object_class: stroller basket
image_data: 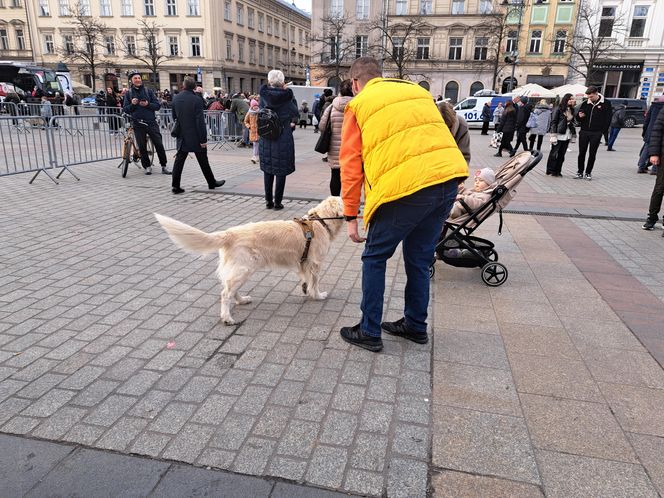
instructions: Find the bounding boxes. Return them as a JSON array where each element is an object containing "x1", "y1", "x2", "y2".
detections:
[
  {"x1": 430, "y1": 151, "x2": 543, "y2": 286},
  {"x1": 437, "y1": 236, "x2": 495, "y2": 268}
]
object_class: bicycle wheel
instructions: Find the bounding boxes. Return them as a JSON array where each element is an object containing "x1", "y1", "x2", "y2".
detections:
[
  {"x1": 121, "y1": 139, "x2": 131, "y2": 178},
  {"x1": 146, "y1": 137, "x2": 155, "y2": 166}
]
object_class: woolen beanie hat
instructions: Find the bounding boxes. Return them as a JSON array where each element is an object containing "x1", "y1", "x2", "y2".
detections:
[
  {"x1": 250, "y1": 99, "x2": 258, "y2": 107},
  {"x1": 476, "y1": 167, "x2": 496, "y2": 185}
]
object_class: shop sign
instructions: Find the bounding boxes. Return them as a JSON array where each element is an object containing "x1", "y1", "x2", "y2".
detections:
[{"x1": 594, "y1": 61, "x2": 644, "y2": 71}]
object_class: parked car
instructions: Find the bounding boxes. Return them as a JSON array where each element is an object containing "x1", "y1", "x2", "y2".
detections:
[
  {"x1": 81, "y1": 95, "x2": 97, "y2": 106},
  {"x1": 0, "y1": 82, "x2": 26, "y2": 102},
  {"x1": 606, "y1": 98, "x2": 647, "y2": 128},
  {"x1": 454, "y1": 95, "x2": 513, "y2": 128}
]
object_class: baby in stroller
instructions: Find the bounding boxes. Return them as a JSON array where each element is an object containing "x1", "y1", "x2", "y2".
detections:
[{"x1": 448, "y1": 167, "x2": 496, "y2": 220}]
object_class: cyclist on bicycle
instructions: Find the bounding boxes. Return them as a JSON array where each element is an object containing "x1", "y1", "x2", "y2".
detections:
[{"x1": 122, "y1": 70, "x2": 171, "y2": 175}]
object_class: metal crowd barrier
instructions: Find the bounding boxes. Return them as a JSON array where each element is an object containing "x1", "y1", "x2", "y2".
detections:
[{"x1": 0, "y1": 107, "x2": 246, "y2": 184}]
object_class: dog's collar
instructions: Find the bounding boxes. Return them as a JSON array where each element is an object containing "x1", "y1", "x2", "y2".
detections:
[{"x1": 303, "y1": 212, "x2": 333, "y2": 236}]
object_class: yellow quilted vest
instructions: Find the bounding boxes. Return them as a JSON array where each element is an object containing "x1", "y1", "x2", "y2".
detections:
[{"x1": 346, "y1": 78, "x2": 468, "y2": 223}]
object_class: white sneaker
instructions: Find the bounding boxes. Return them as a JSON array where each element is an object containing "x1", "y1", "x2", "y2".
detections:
[
  {"x1": 251, "y1": 156, "x2": 257, "y2": 164},
  {"x1": 585, "y1": 173, "x2": 592, "y2": 181},
  {"x1": 145, "y1": 166, "x2": 152, "y2": 175}
]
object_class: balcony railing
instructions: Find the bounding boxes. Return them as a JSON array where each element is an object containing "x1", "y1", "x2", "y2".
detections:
[
  {"x1": 627, "y1": 38, "x2": 648, "y2": 48},
  {"x1": 0, "y1": 48, "x2": 33, "y2": 59}
]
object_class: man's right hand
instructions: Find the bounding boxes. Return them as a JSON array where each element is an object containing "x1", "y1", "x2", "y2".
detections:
[
  {"x1": 651, "y1": 156, "x2": 660, "y2": 166},
  {"x1": 200, "y1": 143, "x2": 207, "y2": 149},
  {"x1": 578, "y1": 111, "x2": 585, "y2": 118},
  {"x1": 131, "y1": 98, "x2": 139, "y2": 105}
]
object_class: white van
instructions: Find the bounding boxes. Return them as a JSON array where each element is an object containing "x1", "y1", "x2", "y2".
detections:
[
  {"x1": 288, "y1": 85, "x2": 333, "y2": 107},
  {"x1": 453, "y1": 96, "x2": 493, "y2": 129}
]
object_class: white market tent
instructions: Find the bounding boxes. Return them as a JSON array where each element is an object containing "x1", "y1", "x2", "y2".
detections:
[
  {"x1": 551, "y1": 83, "x2": 588, "y2": 98},
  {"x1": 511, "y1": 83, "x2": 557, "y2": 98}
]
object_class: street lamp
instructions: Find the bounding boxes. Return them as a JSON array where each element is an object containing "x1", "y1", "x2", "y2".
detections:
[{"x1": 501, "y1": 0, "x2": 527, "y2": 93}]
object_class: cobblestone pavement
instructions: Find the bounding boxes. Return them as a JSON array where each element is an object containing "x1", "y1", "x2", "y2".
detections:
[{"x1": 2, "y1": 126, "x2": 664, "y2": 497}]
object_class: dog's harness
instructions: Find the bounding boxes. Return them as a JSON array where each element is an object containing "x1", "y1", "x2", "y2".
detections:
[{"x1": 294, "y1": 212, "x2": 335, "y2": 263}]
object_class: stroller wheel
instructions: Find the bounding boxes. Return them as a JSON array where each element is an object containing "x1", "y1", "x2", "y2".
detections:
[
  {"x1": 484, "y1": 248, "x2": 499, "y2": 262},
  {"x1": 429, "y1": 264, "x2": 436, "y2": 279},
  {"x1": 481, "y1": 262, "x2": 508, "y2": 287}
]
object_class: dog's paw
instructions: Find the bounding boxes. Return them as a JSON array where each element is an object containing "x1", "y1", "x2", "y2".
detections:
[
  {"x1": 221, "y1": 315, "x2": 236, "y2": 326},
  {"x1": 236, "y1": 295, "x2": 252, "y2": 305},
  {"x1": 313, "y1": 291, "x2": 328, "y2": 300}
]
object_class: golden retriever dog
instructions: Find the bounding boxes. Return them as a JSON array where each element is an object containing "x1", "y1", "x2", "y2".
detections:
[{"x1": 155, "y1": 196, "x2": 344, "y2": 325}]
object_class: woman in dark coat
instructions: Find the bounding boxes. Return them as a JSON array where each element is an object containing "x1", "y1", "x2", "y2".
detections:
[
  {"x1": 494, "y1": 101, "x2": 517, "y2": 157},
  {"x1": 259, "y1": 70, "x2": 299, "y2": 210},
  {"x1": 546, "y1": 93, "x2": 577, "y2": 177}
]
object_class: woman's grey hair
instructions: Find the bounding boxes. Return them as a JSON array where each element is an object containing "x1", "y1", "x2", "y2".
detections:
[{"x1": 267, "y1": 69, "x2": 285, "y2": 87}]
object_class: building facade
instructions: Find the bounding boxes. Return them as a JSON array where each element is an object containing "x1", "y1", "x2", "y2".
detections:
[
  {"x1": 310, "y1": 0, "x2": 579, "y2": 102},
  {"x1": 24, "y1": 0, "x2": 310, "y2": 94},
  {"x1": 497, "y1": 0, "x2": 578, "y2": 94},
  {"x1": 570, "y1": 0, "x2": 664, "y2": 101},
  {"x1": 0, "y1": 0, "x2": 34, "y2": 63}
]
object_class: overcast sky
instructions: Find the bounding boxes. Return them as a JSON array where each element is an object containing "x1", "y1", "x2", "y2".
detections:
[{"x1": 292, "y1": 0, "x2": 312, "y2": 13}]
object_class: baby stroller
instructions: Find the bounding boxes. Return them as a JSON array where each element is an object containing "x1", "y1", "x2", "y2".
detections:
[{"x1": 431, "y1": 151, "x2": 542, "y2": 286}]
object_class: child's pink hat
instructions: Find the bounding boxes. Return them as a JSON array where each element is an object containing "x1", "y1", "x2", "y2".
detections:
[
  {"x1": 250, "y1": 99, "x2": 259, "y2": 107},
  {"x1": 475, "y1": 167, "x2": 496, "y2": 185}
]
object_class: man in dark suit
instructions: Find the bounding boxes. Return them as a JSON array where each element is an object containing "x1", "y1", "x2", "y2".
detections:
[{"x1": 170, "y1": 76, "x2": 226, "y2": 194}]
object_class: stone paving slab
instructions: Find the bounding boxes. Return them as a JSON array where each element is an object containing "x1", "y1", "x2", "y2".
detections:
[{"x1": 1, "y1": 433, "x2": 352, "y2": 498}]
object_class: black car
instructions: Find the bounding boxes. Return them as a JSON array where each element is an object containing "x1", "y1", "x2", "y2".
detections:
[{"x1": 606, "y1": 98, "x2": 647, "y2": 128}]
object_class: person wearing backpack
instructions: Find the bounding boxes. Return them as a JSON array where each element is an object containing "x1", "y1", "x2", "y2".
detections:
[
  {"x1": 258, "y1": 70, "x2": 299, "y2": 210},
  {"x1": 607, "y1": 101, "x2": 627, "y2": 151}
]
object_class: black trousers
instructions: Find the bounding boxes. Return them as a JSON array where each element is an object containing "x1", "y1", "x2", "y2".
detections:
[
  {"x1": 577, "y1": 130, "x2": 602, "y2": 175},
  {"x1": 330, "y1": 168, "x2": 341, "y2": 196},
  {"x1": 481, "y1": 121, "x2": 490, "y2": 135},
  {"x1": 514, "y1": 130, "x2": 529, "y2": 152},
  {"x1": 498, "y1": 131, "x2": 514, "y2": 155},
  {"x1": 264, "y1": 173, "x2": 286, "y2": 205},
  {"x1": 134, "y1": 121, "x2": 168, "y2": 169},
  {"x1": 546, "y1": 140, "x2": 570, "y2": 175},
  {"x1": 172, "y1": 149, "x2": 217, "y2": 189},
  {"x1": 529, "y1": 134, "x2": 544, "y2": 152},
  {"x1": 647, "y1": 164, "x2": 664, "y2": 222}
]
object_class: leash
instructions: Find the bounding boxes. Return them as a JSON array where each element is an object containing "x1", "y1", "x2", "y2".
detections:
[{"x1": 295, "y1": 212, "x2": 350, "y2": 263}]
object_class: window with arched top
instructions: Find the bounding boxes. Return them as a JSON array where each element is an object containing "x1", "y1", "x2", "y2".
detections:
[
  {"x1": 470, "y1": 81, "x2": 484, "y2": 96},
  {"x1": 418, "y1": 81, "x2": 430, "y2": 91},
  {"x1": 444, "y1": 81, "x2": 459, "y2": 103}
]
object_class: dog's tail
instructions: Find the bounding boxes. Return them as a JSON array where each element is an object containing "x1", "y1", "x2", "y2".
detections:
[{"x1": 155, "y1": 213, "x2": 227, "y2": 254}]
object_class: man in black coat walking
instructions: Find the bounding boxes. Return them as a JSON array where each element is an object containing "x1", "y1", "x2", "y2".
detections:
[
  {"x1": 642, "y1": 107, "x2": 664, "y2": 232},
  {"x1": 480, "y1": 102, "x2": 491, "y2": 135},
  {"x1": 575, "y1": 86, "x2": 612, "y2": 180},
  {"x1": 513, "y1": 96, "x2": 531, "y2": 152},
  {"x1": 170, "y1": 76, "x2": 225, "y2": 194}
]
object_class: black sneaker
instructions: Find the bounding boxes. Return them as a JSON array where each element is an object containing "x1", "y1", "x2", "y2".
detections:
[
  {"x1": 585, "y1": 173, "x2": 592, "y2": 181},
  {"x1": 340, "y1": 324, "x2": 383, "y2": 352},
  {"x1": 574, "y1": 172, "x2": 583, "y2": 179},
  {"x1": 381, "y1": 317, "x2": 428, "y2": 344},
  {"x1": 642, "y1": 219, "x2": 656, "y2": 230}
]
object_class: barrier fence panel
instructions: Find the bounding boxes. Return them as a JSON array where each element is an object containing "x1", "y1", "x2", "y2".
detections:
[{"x1": 0, "y1": 115, "x2": 58, "y2": 183}]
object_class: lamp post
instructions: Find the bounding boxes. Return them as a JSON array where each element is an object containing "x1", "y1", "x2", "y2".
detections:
[{"x1": 501, "y1": 0, "x2": 527, "y2": 93}]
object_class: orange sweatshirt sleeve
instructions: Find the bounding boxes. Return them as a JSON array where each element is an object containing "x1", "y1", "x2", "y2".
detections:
[{"x1": 339, "y1": 108, "x2": 364, "y2": 218}]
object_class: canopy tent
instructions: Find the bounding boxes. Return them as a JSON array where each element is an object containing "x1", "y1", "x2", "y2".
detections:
[
  {"x1": 71, "y1": 81, "x2": 93, "y2": 94},
  {"x1": 510, "y1": 83, "x2": 557, "y2": 99},
  {"x1": 551, "y1": 84, "x2": 588, "y2": 98}
]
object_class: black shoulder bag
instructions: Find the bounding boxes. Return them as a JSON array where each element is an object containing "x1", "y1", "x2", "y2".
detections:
[{"x1": 314, "y1": 113, "x2": 332, "y2": 154}]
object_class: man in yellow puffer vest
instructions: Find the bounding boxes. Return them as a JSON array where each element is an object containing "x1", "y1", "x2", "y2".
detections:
[{"x1": 339, "y1": 57, "x2": 468, "y2": 352}]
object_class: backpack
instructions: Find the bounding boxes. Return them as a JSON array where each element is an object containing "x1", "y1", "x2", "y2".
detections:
[{"x1": 257, "y1": 107, "x2": 283, "y2": 140}]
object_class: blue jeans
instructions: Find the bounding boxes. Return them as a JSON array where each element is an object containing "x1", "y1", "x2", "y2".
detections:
[
  {"x1": 360, "y1": 181, "x2": 457, "y2": 337},
  {"x1": 607, "y1": 127, "x2": 621, "y2": 149}
]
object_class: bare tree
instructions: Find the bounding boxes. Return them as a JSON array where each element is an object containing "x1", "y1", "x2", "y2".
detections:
[
  {"x1": 481, "y1": 11, "x2": 512, "y2": 91},
  {"x1": 369, "y1": 15, "x2": 434, "y2": 80},
  {"x1": 61, "y1": 2, "x2": 107, "y2": 92},
  {"x1": 120, "y1": 19, "x2": 170, "y2": 86},
  {"x1": 562, "y1": 2, "x2": 626, "y2": 84},
  {"x1": 310, "y1": 14, "x2": 356, "y2": 83}
]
